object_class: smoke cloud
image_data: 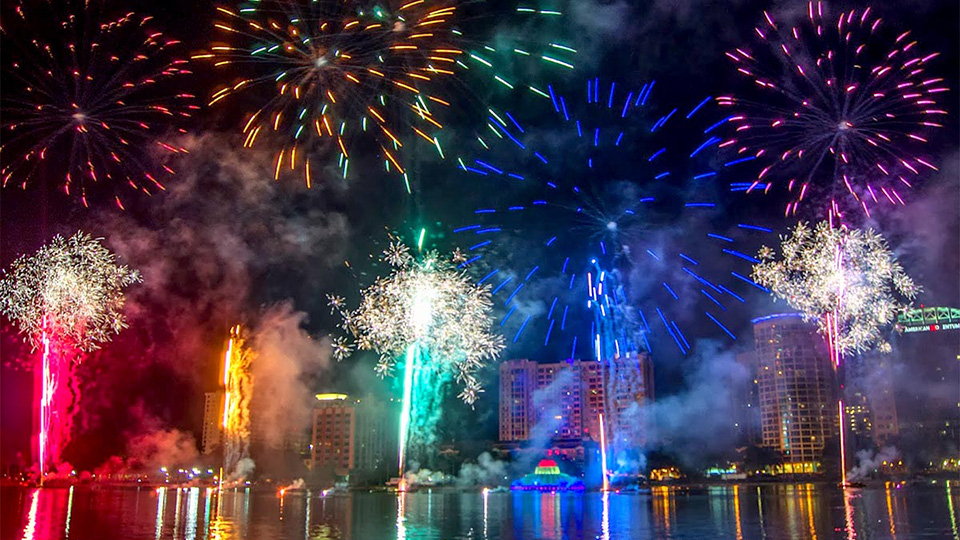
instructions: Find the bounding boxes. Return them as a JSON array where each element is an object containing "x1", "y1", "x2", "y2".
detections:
[
  {"x1": 457, "y1": 452, "x2": 510, "y2": 487},
  {"x1": 251, "y1": 302, "x2": 333, "y2": 449},
  {"x1": 126, "y1": 428, "x2": 200, "y2": 471},
  {"x1": 67, "y1": 133, "x2": 352, "y2": 466},
  {"x1": 848, "y1": 446, "x2": 900, "y2": 481},
  {"x1": 632, "y1": 340, "x2": 747, "y2": 465}
]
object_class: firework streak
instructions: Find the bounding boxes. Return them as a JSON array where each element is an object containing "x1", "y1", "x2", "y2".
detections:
[
  {"x1": 197, "y1": 0, "x2": 575, "y2": 192},
  {"x1": 719, "y1": 1, "x2": 947, "y2": 219},
  {"x1": 220, "y1": 325, "x2": 254, "y2": 480},
  {"x1": 454, "y1": 77, "x2": 774, "y2": 358},
  {"x1": 1, "y1": 0, "x2": 196, "y2": 208},
  {"x1": 0, "y1": 232, "x2": 139, "y2": 475}
]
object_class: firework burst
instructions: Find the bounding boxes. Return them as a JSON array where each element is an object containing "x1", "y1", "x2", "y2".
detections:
[
  {"x1": 752, "y1": 221, "x2": 918, "y2": 356},
  {"x1": 1, "y1": 0, "x2": 197, "y2": 209},
  {"x1": 454, "y1": 77, "x2": 773, "y2": 357},
  {"x1": 719, "y1": 1, "x2": 947, "y2": 219},
  {"x1": 0, "y1": 231, "x2": 141, "y2": 350},
  {"x1": 197, "y1": 0, "x2": 575, "y2": 191},
  {"x1": 331, "y1": 237, "x2": 503, "y2": 404}
]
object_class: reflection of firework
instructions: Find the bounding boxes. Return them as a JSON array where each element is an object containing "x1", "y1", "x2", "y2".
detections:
[
  {"x1": 0, "y1": 231, "x2": 139, "y2": 475},
  {"x1": 454, "y1": 78, "x2": 772, "y2": 357},
  {"x1": 1, "y1": 0, "x2": 197, "y2": 208},
  {"x1": 331, "y1": 238, "x2": 503, "y2": 403},
  {"x1": 198, "y1": 0, "x2": 574, "y2": 190},
  {"x1": 220, "y1": 325, "x2": 254, "y2": 480},
  {"x1": 752, "y1": 221, "x2": 917, "y2": 357},
  {"x1": 719, "y1": 2, "x2": 947, "y2": 218}
]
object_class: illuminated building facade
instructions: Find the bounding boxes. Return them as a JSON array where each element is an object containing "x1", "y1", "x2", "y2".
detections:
[
  {"x1": 510, "y1": 459, "x2": 584, "y2": 491},
  {"x1": 201, "y1": 391, "x2": 224, "y2": 455},
  {"x1": 310, "y1": 394, "x2": 355, "y2": 473},
  {"x1": 353, "y1": 396, "x2": 398, "y2": 473},
  {"x1": 307, "y1": 393, "x2": 398, "y2": 477},
  {"x1": 892, "y1": 307, "x2": 960, "y2": 465},
  {"x1": 498, "y1": 355, "x2": 653, "y2": 449},
  {"x1": 735, "y1": 350, "x2": 761, "y2": 445},
  {"x1": 536, "y1": 362, "x2": 585, "y2": 441},
  {"x1": 499, "y1": 360, "x2": 538, "y2": 441},
  {"x1": 753, "y1": 314, "x2": 836, "y2": 473}
]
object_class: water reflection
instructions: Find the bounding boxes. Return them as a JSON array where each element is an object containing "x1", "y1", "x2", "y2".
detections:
[{"x1": 3, "y1": 483, "x2": 959, "y2": 540}]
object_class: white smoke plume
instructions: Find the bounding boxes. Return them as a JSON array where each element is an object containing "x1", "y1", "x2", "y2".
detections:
[
  {"x1": 457, "y1": 452, "x2": 510, "y2": 487},
  {"x1": 252, "y1": 302, "x2": 333, "y2": 449},
  {"x1": 403, "y1": 461, "x2": 452, "y2": 487},
  {"x1": 848, "y1": 446, "x2": 900, "y2": 481}
]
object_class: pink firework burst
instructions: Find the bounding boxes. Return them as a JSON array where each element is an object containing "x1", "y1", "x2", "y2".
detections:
[{"x1": 718, "y1": 2, "x2": 947, "y2": 220}]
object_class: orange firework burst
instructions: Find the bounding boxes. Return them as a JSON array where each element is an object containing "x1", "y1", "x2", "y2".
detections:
[
  {"x1": 0, "y1": 0, "x2": 198, "y2": 209},
  {"x1": 195, "y1": 0, "x2": 574, "y2": 191}
]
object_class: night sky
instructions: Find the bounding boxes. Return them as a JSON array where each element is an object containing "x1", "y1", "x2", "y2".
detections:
[{"x1": 1, "y1": 0, "x2": 958, "y2": 470}]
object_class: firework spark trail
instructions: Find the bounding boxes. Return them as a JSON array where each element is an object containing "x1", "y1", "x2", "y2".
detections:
[
  {"x1": 752, "y1": 221, "x2": 918, "y2": 484},
  {"x1": 719, "y1": 1, "x2": 947, "y2": 219},
  {"x1": 0, "y1": 232, "x2": 140, "y2": 475},
  {"x1": 1, "y1": 0, "x2": 197, "y2": 208},
  {"x1": 331, "y1": 237, "x2": 502, "y2": 482},
  {"x1": 599, "y1": 411, "x2": 609, "y2": 492},
  {"x1": 454, "y1": 77, "x2": 773, "y2": 358},
  {"x1": 220, "y1": 325, "x2": 254, "y2": 480},
  {"x1": 197, "y1": 0, "x2": 575, "y2": 191}
]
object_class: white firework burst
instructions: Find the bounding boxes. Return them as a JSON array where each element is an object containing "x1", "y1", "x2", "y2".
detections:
[
  {"x1": 0, "y1": 231, "x2": 140, "y2": 350},
  {"x1": 752, "y1": 221, "x2": 918, "y2": 355},
  {"x1": 335, "y1": 241, "x2": 503, "y2": 404}
]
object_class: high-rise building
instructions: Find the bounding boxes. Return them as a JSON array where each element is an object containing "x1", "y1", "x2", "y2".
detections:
[
  {"x1": 536, "y1": 361, "x2": 584, "y2": 441},
  {"x1": 201, "y1": 391, "x2": 224, "y2": 455},
  {"x1": 499, "y1": 359, "x2": 537, "y2": 442},
  {"x1": 498, "y1": 354, "x2": 654, "y2": 449},
  {"x1": 353, "y1": 396, "x2": 398, "y2": 473},
  {"x1": 753, "y1": 313, "x2": 836, "y2": 473},
  {"x1": 890, "y1": 307, "x2": 959, "y2": 464},
  {"x1": 866, "y1": 355, "x2": 900, "y2": 447},
  {"x1": 309, "y1": 394, "x2": 355, "y2": 473},
  {"x1": 844, "y1": 350, "x2": 902, "y2": 448},
  {"x1": 735, "y1": 350, "x2": 761, "y2": 445},
  {"x1": 307, "y1": 393, "x2": 398, "y2": 477}
]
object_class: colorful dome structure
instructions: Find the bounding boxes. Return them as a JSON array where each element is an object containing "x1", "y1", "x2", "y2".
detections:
[{"x1": 510, "y1": 459, "x2": 585, "y2": 492}]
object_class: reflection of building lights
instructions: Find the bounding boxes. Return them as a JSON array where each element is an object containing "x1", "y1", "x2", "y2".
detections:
[{"x1": 733, "y1": 485, "x2": 743, "y2": 540}]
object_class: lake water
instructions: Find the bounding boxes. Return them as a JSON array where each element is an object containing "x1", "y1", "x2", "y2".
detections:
[{"x1": 2, "y1": 483, "x2": 958, "y2": 539}]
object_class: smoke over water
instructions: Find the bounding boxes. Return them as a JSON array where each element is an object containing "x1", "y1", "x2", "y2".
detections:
[{"x1": 848, "y1": 446, "x2": 900, "y2": 481}]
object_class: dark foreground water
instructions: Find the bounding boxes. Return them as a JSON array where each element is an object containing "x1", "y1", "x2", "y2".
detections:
[{"x1": 2, "y1": 483, "x2": 958, "y2": 540}]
